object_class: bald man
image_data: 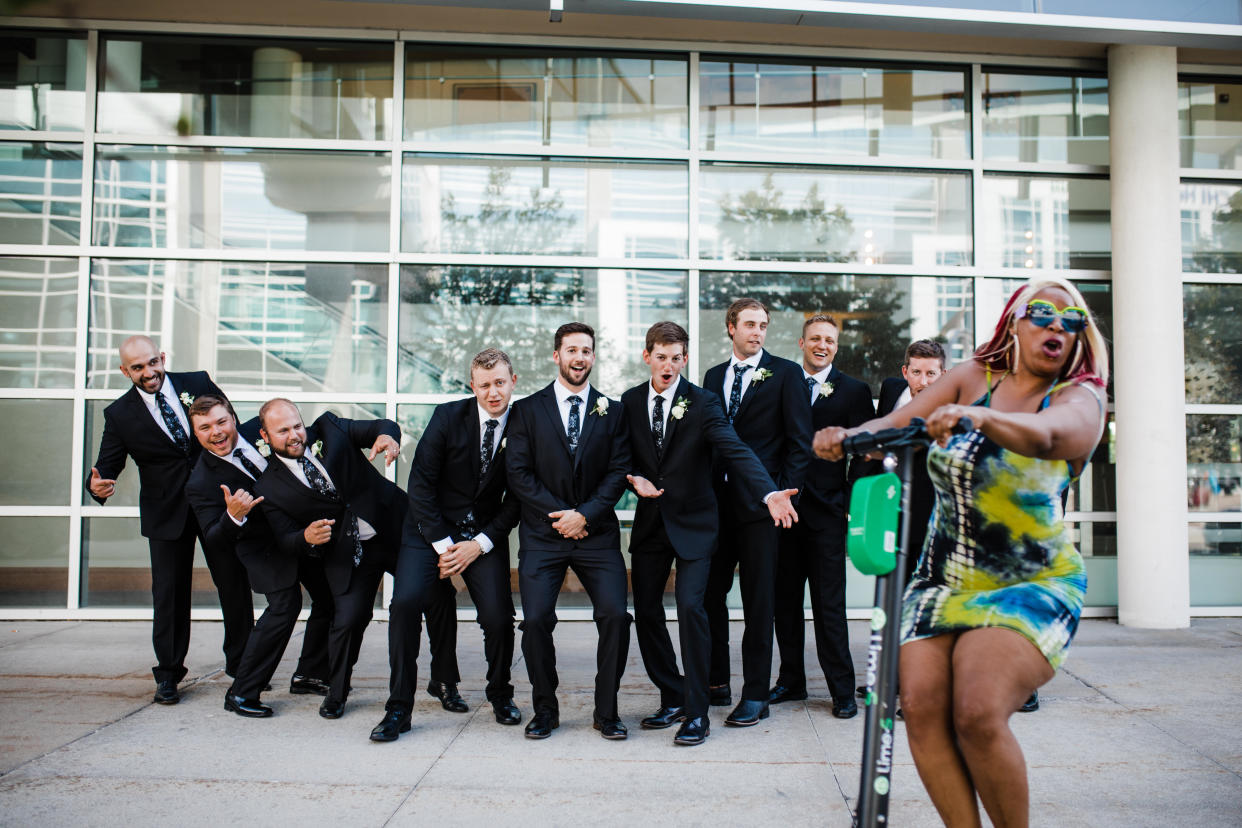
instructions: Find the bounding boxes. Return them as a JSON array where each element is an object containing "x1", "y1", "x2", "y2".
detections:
[{"x1": 88, "y1": 336, "x2": 254, "y2": 705}]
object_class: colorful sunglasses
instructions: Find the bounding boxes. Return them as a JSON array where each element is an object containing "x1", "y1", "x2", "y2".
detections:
[{"x1": 1018, "y1": 299, "x2": 1089, "y2": 333}]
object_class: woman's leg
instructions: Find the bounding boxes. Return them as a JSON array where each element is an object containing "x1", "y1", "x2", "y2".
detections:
[
  {"x1": 900, "y1": 634, "x2": 981, "y2": 828},
  {"x1": 951, "y1": 627, "x2": 1054, "y2": 828}
]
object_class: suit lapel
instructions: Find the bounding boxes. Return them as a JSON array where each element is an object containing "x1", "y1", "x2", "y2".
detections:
[
  {"x1": 125, "y1": 384, "x2": 181, "y2": 451},
  {"x1": 466, "y1": 403, "x2": 483, "y2": 482},
  {"x1": 536, "y1": 384, "x2": 573, "y2": 459},
  {"x1": 660, "y1": 377, "x2": 690, "y2": 462},
  {"x1": 811, "y1": 364, "x2": 840, "y2": 414},
  {"x1": 574, "y1": 387, "x2": 600, "y2": 469},
  {"x1": 734, "y1": 351, "x2": 773, "y2": 423},
  {"x1": 627, "y1": 387, "x2": 660, "y2": 470},
  {"x1": 269, "y1": 444, "x2": 338, "y2": 506}
]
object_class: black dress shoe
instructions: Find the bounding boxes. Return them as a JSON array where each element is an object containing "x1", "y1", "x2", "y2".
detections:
[
  {"x1": 855, "y1": 684, "x2": 868, "y2": 700},
  {"x1": 289, "y1": 675, "x2": 330, "y2": 696},
  {"x1": 1018, "y1": 691, "x2": 1039, "y2": 713},
  {"x1": 593, "y1": 715, "x2": 628, "y2": 740},
  {"x1": 224, "y1": 693, "x2": 273, "y2": 718},
  {"x1": 319, "y1": 696, "x2": 345, "y2": 719},
  {"x1": 709, "y1": 684, "x2": 732, "y2": 707},
  {"x1": 370, "y1": 707, "x2": 411, "y2": 742},
  {"x1": 153, "y1": 680, "x2": 180, "y2": 705},
  {"x1": 640, "y1": 706, "x2": 686, "y2": 730},
  {"x1": 832, "y1": 697, "x2": 859, "y2": 719},
  {"x1": 767, "y1": 684, "x2": 809, "y2": 705},
  {"x1": 427, "y1": 680, "x2": 469, "y2": 713},
  {"x1": 492, "y1": 699, "x2": 522, "y2": 726},
  {"x1": 725, "y1": 699, "x2": 770, "y2": 727},
  {"x1": 524, "y1": 709, "x2": 559, "y2": 739},
  {"x1": 673, "y1": 716, "x2": 710, "y2": 746}
]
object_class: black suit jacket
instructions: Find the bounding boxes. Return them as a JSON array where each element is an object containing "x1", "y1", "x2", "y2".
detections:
[
  {"x1": 877, "y1": 376, "x2": 908, "y2": 418},
  {"x1": 622, "y1": 377, "x2": 775, "y2": 561},
  {"x1": 89, "y1": 371, "x2": 222, "y2": 540},
  {"x1": 877, "y1": 376, "x2": 935, "y2": 539},
  {"x1": 255, "y1": 412, "x2": 406, "y2": 592},
  {"x1": 702, "y1": 350, "x2": 812, "y2": 522},
  {"x1": 505, "y1": 382, "x2": 631, "y2": 551},
  {"x1": 185, "y1": 418, "x2": 295, "y2": 595},
  {"x1": 800, "y1": 364, "x2": 876, "y2": 530},
  {"x1": 405, "y1": 397, "x2": 520, "y2": 550}
]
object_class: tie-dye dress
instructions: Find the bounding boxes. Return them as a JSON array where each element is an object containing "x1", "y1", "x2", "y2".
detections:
[{"x1": 900, "y1": 377, "x2": 1090, "y2": 669}]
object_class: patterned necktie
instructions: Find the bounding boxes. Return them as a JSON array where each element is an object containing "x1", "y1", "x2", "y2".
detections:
[
  {"x1": 566, "y1": 395, "x2": 582, "y2": 456},
  {"x1": 298, "y1": 455, "x2": 363, "y2": 567},
  {"x1": 806, "y1": 375, "x2": 818, "y2": 404},
  {"x1": 727, "y1": 364, "x2": 751, "y2": 423},
  {"x1": 233, "y1": 447, "x2": 263, "y2": 480},
  {"x1": 156, "y1": 392, "x2": 191, "y2": 454},
  {"x1": 652, "y1": 394, "x2": 665, "y2": 454},
  {"x1": 480, "y1": 419, "x2": 499, "y2": 477}
]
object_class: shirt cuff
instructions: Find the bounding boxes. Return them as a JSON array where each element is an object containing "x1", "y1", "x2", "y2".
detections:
[
  {"x1": 228, "y1": 512, "x2": 247, "y2": 527},
  {"x1": 762, "y1": 491, "x2": 776, "y2": 505},
  {"x1": 475, "y1": 534, "x2": 494, "y2": 554},
  {"x1": 431, "y1": 536, "x2": 453, "y2": 556}
]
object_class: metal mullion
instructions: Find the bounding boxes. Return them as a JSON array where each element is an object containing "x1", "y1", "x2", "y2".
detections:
[
  {"x1": 82, "y1": 506, "x2": 140, "y2": 518},
  {"x1": 402, "y1": 140, "x2": 690, "y2": 162},
  {"x1": 970, "y1": 62, "x2": 986, "y2": 348},
  {"x1": 975, "y1": 268, "x2": 1113, "y2": 281},
  {"x1": 1185, "y1": 404, "x2": 1242, "y2": 414},
  {"x1": 1179, "y1": 168, "x2": 1242, "y2": 181},
  {"x1": 698, "y1": 150, "x2": 974, "y2": 172},
  {"x1": 1181, "y1": 271, "x2": 1242, "y2": 284},
  {"x1": 687, "y1": 52, "x2": 701, "y2": 378},
  {"x1": 81, "y1": 247, "x2": 391, "y2": 264},
  {"x1": 396, "y1": 252, "x2": 689, "y2": 270},
  {"x1": 983, "y1": 161, "x2": 1111, "y2": 176},
  {"x1": 11, "y1": 16, "x2": 397, "y2": 41},
  {"x1": 1179, "y1": 63, "x2": 1242, "y2": 77},
  {"x1": 1185, "y1": 512, "x2": 1242, "y2": 522},
  {"x1": 0, "y1": 130, "x2": 84, "y2": 144},
  {"x1": 94, "y1": 134, "x2": 392, "y2": 153},
  {"x1": 1065, "y1": 511, "x2": 1119, "y2": 522},
  {"x1": 0, "y1": 506, "x2": 75, "y2": 517},
  {"x1": 0, "y1": 244, "x2": 91, "y2": 257}
]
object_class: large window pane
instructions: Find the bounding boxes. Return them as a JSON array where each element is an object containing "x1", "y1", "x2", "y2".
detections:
[
  {"x1": 93, "y1": 146, "x2": 390, "y2": 252},
  {"x1": 978, "y1": 175, "x2": 1110, "y2": 269},
  {"x1": 0, "y1": 257, "x2": 77, "y2": 388},
  {"x1": 0, "y1": 518, "x2": 68, "y2": 608},
  {"x1": 405, "y1": 48, "x2": 687, "y2": 150},
  {"x1": 982, "y1": 72, "x2": 1108, "y2": 166},
  {"x1": 1180, "y1": 80, "x2": 1242, "y2": 171},
  {"x1": 401, "y1": 156, "x2": 686, "y2": 258},
  {"x1": 0, "y1": 399, "x2": 71, "y2": 505},
  {"x1": 399, "y1": 265, "x2": 687, "y2": 396},
  {"x1": 82, "y1": 517, "x2": 222, "y2": 608},
  {"x1": 1182, "y1": 181, "x2": 1242, "y2": 273},
  {"x1": 84, "y1": 399, "x2": 139, "y2": 507},
  {"x1": 0, "y1": 142, "x2": 82, "y2": 245},
  {"x1": 698, "y1": 272, "x2": 974, "y2": 392},
  {"x1": 98, "y1": 35, "x2": 393, "y2": 140},
  {"x1": 700, "y1": 164, "x2": 971, "y2": 266},
  {"x1": 701, "y1": 60, "x2": 968, "y2": 160},
  {"x1": 1187, "y1": 415, "x2": 1242, "y2": 513},
  {"x1": 0, "y1": 31, "x2": 86, "y2": 132},
  {"x1": 87, "y1": 259, "x2": 387, "y2": 393},
  {"x1": 1185, "y1": 283, "x2": 1242, "y2": 403}
]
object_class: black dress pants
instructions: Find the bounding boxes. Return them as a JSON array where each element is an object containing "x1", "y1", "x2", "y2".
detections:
[
  {"x1": 630, "y1": 520, "x2": 712, "y2": 718},
  {"x1": 199, "y1": 524, "x2": 256, "y2": 678},
  {"x1": 706, "y1": 514, "x2": 778, "y2": 702},
  {"x1": 325, "y1": 539, "x2": 388, "y2": 702},
  {"x1": 148, "y1": 522, "x2": 197, "y2": 684},
  {"x1": 387, "y1": 534, "x2": 515, "y2": 710},
  {"x1": 518, "y1": 544, "x2": 631, "y2": 719}
]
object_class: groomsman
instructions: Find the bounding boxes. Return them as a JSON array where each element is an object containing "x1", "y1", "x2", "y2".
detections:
[
  {"x1": 702, "y1": 299, "x2": 813, "y2": 727},
  {"x1": 184, "y1": 394, "x2": 333, "y2": 717},
  {"x1": 770, "y1": 314, "x2": 874, "y2": 718},
  {"x1": 622, "y1": 322, "x2": 798, "y2": 746},
  {"x1": 254, "y1": 400, "x2": 408, "y2": 720},
  {"x1": 506, "y1": 322, "x2": 632, "y2": 740},
  {"x1": 371, "y1": 348, "x2": 523, "y2": 743},
  {"x1": 87, "y1": 335, "x2": 253, "y2": 705}
]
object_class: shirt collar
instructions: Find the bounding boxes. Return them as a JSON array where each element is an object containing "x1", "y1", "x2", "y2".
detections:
[
  {"x1": 648, "y1": 381, "x2": 678, "y2": 404},
  {"x1": 137, "y1": 374, "x2": 175, "y2": 406},
  {"x1": 804, "y1": 365, "x2": 832, "y2": 384},
  {"x1": 477, "y1": 403, "x2": 510, "y2": 432},
  {"x1": 732, "y1": 350, "x2": 763, "y2": 370},
  {"x1": 553, "y1": 378, "x2": 591, "y2": 406}
]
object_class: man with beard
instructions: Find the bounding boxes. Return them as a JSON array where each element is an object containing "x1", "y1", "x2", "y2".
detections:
[
  {"x1": 505, "y1": 322, "x2": 632, "y2": 740},
  {"x1": 87, "y1": 335, "x2": 253, "y2": 705}
]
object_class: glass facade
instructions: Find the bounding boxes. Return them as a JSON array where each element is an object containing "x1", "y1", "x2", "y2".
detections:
[{"x1": 0, "y1": 26, "x2": 1234, "y2": 612}]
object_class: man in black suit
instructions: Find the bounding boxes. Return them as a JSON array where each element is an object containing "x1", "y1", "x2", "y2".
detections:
[
  {"x1": 184, "y1": 394, "x2": 334, "y2": 718},
  {"x1": 371, "y1": 348, "x2": 523, "y2": 742},
  {"x1": 770, "y1": 314, "x2": 875, "y2": 719},
  {"x1": 622, "y1": 321, "x2": 798, "y2": 746},
  {"x1": 87, "y1": 335, "x2": 253, "y2": 705},
  {"x1": 702, "y1": 299, "x2": 813, "y2": 727},
  {"x1": 253, "y1": 399, "x2": 408, "y2": 720},
  {"x1": 506, "y1": 322, "x2": 632, "y2": 741}
]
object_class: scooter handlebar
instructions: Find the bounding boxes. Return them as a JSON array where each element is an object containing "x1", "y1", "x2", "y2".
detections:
[{"x1": 841, "y1": 416, "x2": 973, "y2": 457}]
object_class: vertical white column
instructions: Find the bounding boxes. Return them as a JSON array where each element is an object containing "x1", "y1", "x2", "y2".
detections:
[{"x1": 1109, "y1": 45, "x2": 1189, "y2": 628}]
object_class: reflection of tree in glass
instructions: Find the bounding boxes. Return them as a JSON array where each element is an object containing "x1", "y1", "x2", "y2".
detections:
[
  {"x1": 701, "y1": 273, "x2": 912, "y2": 392},
  {"x1": 441, "y1": 166, "x2": 576, "y2": 255},
  {"x1": 1184, "y1": 285, "x2": 1242, "y2": 467},
  {"x1": 1189, "y1": 190, "x2": 1242, "y2": 275},
  {"x1": 716, "y1": 173, "x2": 854, "y2": 262}
]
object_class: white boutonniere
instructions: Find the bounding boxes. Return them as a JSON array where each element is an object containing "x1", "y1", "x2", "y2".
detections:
[
  {"x1": 820, "y1": 382, "x2": 835, "y2": 399},
  {"x1": 254, "y1": 438, "x2": 271, "y2": 458},
  {"x1": 312, "y1": 439, "x2": 324, "y2": 458},
  {"x1": 752, "y1": 368, "x2": 773, "y2": 384},
  {"x1": 500, "y1": 437, "x2": 507, "y2": 452},
  {"x1": 591, "y1": 397, "x2": 609, "y2": 417},
  {"x1": 179, "y1": 391, "x2": 194, "y2": 407},
  {"x1": 670, "y1": 396, "x2": 690, "y2": 420}
]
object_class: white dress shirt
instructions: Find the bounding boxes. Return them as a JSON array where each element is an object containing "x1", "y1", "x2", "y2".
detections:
[
  {"x1": 430, "y1": 403, "x2": 510, "y2": 556},
  {"x1": 646, "y1": 382, "x2": 677, "y2": 435},
  {"x1": 278, "y1": 452, "x2": 376, "y2": 540},
  {"x1": 804, "y1": 366, "x2": 833, "y2": 405},
  {"x1": 895, "y1": 386, "x2": 913, "y2": 410},
  {"x1": 553, "y1": 377, "x2": 594, "y2": 435},
  {"x1": 722, "y1": 350, "x2": 764, "y2": 402},
  {"x1": 224, "y1": 438, "x2": 268, "y2": 526},
  {"x1": 137, "y1": 375, "x2": 191, "y2": 443}
]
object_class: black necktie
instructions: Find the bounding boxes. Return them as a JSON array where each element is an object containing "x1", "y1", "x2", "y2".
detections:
[
  {"x1": 566, "y1": 395, "x2": 582, "y2": 456},
  {"x1": 299, "y1": 455, "x2": 363, "y2": 567},
  {"x1": 480, "y1": 419, "x2": 499, "y2": 477},
  {"x1": 156, "y1": 392, "x2": 191, "y2": 454},
  {"x1": 233, "y1": 447, "x2": 263, "y2": 480},
  {"x1": 727, "y1": 364, "x2": 750, "y2": 423},
  {"x1": 806, "y1": 375, "x2": 818, "y2": 404},
  {"x1": 652, "y1": 394, "x2": 665, "y2": 454}
]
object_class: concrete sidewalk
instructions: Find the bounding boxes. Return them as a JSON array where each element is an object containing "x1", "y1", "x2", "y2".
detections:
[{"x1": 1, "y1": 618, "x2": 1240, "y2": 826}]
